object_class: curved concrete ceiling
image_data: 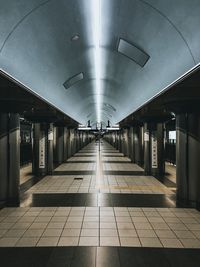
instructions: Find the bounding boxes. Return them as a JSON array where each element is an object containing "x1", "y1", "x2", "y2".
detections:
[{"x1": 0, "y1": 0, "x2": 200, "y2": 126}]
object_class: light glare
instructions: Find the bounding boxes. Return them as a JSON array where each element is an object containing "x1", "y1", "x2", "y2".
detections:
[{"x1": 92, "y1": 0, "x2": 101, "y2": 124}]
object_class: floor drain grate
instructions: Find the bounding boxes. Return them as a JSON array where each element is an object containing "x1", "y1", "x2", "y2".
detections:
[{"x1": 74, "y1": 177, "x2": 84, "y2": 180}]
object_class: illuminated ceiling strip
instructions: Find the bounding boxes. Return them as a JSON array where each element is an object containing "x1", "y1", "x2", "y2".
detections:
[{"x1": 92, "y1": 0, "x2": 101, "y2": 124}]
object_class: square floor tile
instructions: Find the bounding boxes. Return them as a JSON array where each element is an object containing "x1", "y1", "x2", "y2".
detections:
[
  {"x1": 29, "y1": 222, "x2": 48, "y2": 229},
  {"x1": 151, "y1": 222, "x2": 170, "y2": 230},
  {"x1": 16, "y1": 237, "x2": 39, "y2": 247},
  {"x1": 118, "y1": 229, "x2": 137, "y2": 237},
  {"x1": 100, "y1": 222, "x2": 116, "y2": 229},
  {"x1": 84, "y1": 216, "x2": 99, "y2": 222},
  {"x1": 79, "y1": 236, "x2": 99, "y2": 246},
  {"x1": 67, "y1": 216, "x2": 83, "y2": 222},
  {"x1": 12, "y1": 222, "x2": 32, "y2": 230},
  {"x1": 50, "y1": 216, "x2": 67, "y2": 222},
  {"x1": 3, "y1": 217, "x2": 20, "y2": 223},
  {"x1": 163, "y1": 217, "x2": 181, "y2": 223},
  {"x1": 100, "y1": 229, "x2": 118, "y2": 237},
  {"x1": 47, "y1": 222, "x2": 65, "y2": 229},
  {"x1": 180, "y1": 238, "x2": 200, "y2": 248},
  {"x1": 160, "y1": 238, "x2": 183, "y2": 248},
  {"x1": 83, "y1": 222, "x2": 99, "y2": 229},
  {"x1": 134, "y1": 222, "x2": 152, "y2": 230},
  {"x1": 117, "y1": 222, "x2": 134, "y2": 230},
  {"x1": 174, "y1": 230, "x2": 196, "y2": 239},
  {"x1": 0, "y1": 229, "x2": 7, "y2": 237},
  {"x1": 120, "y1": 237, "x2": 141, "y2": 247},
  {"x1": 185, "y1": 224, "x2": 200, "y2": 230},
  {"x1": 0, "y1": 237, "x2": 19, "y2": 247},
  {"x1": 192, "y1": 230, "x2": 200, "y2": 238},
  {"x1": 148, "y1": 217, "x2": 165, "y2": 223},
  {"x1": 168, "y1": 223, "x2": 187, "y2": 230},
  {"x1": 34, "y1": 217, "x2": 52, "y2": 223},
  {"x1": 129, "y1": 212, "x2": 144, "y2": 217},
  {"x1": 23, "y1": 229, "x2": 44, "y2": 237},
  {"x1": 100, "y1": 236, "x2": 120, "y2": 246},
  {"x1": 42, "y1": 228, "x2": 62, "y2": 237},
  {"x1": 4, "y1": 229, "x2": 26, "y2": 238},
  {"x1": 81, "y1": 228, "x2": 99, "y2": 237},
  {"x1": 131, "y1": 217, "x2": 148, "y2": 223},
  {"x1": 62, "y1": 228, "x2": 81, "y2": 237},
  {"x1": 58, "y1": 237, "x2": 79, "y2": 246},
  {"x1": 115, "y1": 211, "x2": 129, "y2": 217},
  {"x1": 100, "y1": 217, "x2": 115, "y2": 222},
  {"x1": 65, "y1": 222, "x2": 82, "y2": 228},
  {"x1": 155, "y1": 230, "x2": 176, "y2": 238},
  {"x1": 37, "y1": 237, "x2": 59, "y2": 246},
  {"x1": 137, "y1": 230, "x2": 157, "y2": 238},
  {"x1": 116, "y1": 217, "x2": 132, "y2": 223},
  {"x1": 140, "y1": 237, "x2": 162, "y2": 247}
]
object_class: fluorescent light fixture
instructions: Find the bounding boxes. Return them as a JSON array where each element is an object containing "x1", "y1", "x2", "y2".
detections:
[
  {"x1": 92, "y1": 0, "x2": 101, "y2": 123},
  {"x1": 63, "y1": 72, "x2": 84, "y2": 89},
  {"x1": 78, "y1": 124, "x2": 91, "y2": 131},
  {"x1": 107, "y1": 127, "x2": 120, "y2": 131},
  {"x1": 118, "y1": 38, "x2": 150, "y2": 67},
  {"x1": 78, "y1": 127, "x2": 92, "y2": 131}
]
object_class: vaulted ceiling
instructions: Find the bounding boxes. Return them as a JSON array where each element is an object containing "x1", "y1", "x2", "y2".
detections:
[{"x1": 0, "y1": 0, "x2": 200, "y2": 127}]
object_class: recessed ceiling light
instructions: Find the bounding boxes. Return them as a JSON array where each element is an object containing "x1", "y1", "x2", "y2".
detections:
[
  {"x1": 117, "y1": 38, "x2": 150, "y2": 67},
  {"x1": 63, "y1": 72, "x2": 84, "y2": 89},
  {"x1": 71, "y1": 34, "x2": 80, "y2": 41}
]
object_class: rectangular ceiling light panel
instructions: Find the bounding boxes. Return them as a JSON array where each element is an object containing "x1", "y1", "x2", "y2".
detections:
[
  {"x1": 63, "y1": 72, "x2": 84, "y2": 89},
  {"x1": 118, "y1": 38, "x2": 150, "y2": 67}
]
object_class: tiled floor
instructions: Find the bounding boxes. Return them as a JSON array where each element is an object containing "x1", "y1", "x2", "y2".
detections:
[
  {"x1": 1, "y1": 140, "x2": 200, "y2": 266},
  {"x1": 26, "y1": 143, "x2": 173, "y2": 194},
  {"x1": 1, "y1": 207, "x2": 200, "y2": 248}
]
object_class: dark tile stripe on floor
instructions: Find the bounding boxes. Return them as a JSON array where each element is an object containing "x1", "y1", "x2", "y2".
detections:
[
  {"x1": 31, "y1": 193, "x2": 176, "y2": 207},
  {"x1": 73, "y1": 155, "x2": 96, "y2": 157},
  {"x1": 20, "y1": 175, "x2": 45, "y2": 193},
  {"x1": 102, "y1": 161, "x2": 131, "y2": 164},
  {"x1": 66, "y1": 161, "x2": 96, "y2": 163},
  {"x1": 1, "y1": 247, "x2": 200, "y2": 267},
  {"x1": 103, "y1": 171, "x2": 145, "y2": 176},
  {"x1": 53, "y1": 171, "x2": 95, "y2": 175}
]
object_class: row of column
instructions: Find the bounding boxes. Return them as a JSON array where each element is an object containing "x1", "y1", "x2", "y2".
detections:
[
  {"x1": 33, "y1": 123, "x2": 93, "y2": 176},
  {"x1": 104, "y1": 112, "x2": 200, "y2": 208},
  {"x1": 0, "y1": 113, "x2": 94, "y2": 206},
  {"x1": 105, "y1": 123, "x2": 164, "y2": 178}
]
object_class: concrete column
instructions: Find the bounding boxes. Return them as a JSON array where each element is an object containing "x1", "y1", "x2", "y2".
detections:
[
  {"x1": 128, "y1": 127, "x2": 134, "y2": 162},
  {"x1": 63, "y1": 127, "x2": 68, "y2": 162},
  {"x1": 70, "y1": 129, "x2": 75, "y2": 156},
  {"x1": 176, "y1": 113, "x2": 200, "y2": 207},
  {"x1": 54, "y1": 126, "x2": 64, "y2": 164},
  {"x1": 0, "y1": 113, "x2": 20, "y2": 205},
  {"x1": 67, "y1": 129, "x2": 71, "y2": 158},
  {"x1": 134, "y1": 126, "x2": 144, "y2": 167},
  {"x1": 0, "y1": 113, "x2": 8, "y2": 204}
]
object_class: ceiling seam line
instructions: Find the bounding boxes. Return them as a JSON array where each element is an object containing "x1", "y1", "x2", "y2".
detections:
[
  {"x1": 0, "y1": 0, "x2": 52, "y2": 54},
  {"x1": 138, "y1": 0, "x2": 196, "y2": 65}
]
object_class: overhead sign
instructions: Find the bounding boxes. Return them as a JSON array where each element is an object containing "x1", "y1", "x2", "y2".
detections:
[
  {"x1": 48, "y1": 129, "x2": 53, "y2": 141},
  {"x1": 144, "y1": 131, "x2": 149, "y2": 142},
  {"x1": 39, "y1": 133, "x2": 45, "y2": 168},
  {"x1": 151, "y1": 135, "x2": 158, "y2": 168}
]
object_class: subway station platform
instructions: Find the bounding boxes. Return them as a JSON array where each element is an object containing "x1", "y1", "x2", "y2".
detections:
[{"x1": 0, "y1": 141, "x2": 200, "y2": 266}]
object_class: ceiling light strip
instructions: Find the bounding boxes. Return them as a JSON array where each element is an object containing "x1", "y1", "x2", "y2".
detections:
[{"x1": 92, "y1": 0, "x2": 101, "y2": 125}]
